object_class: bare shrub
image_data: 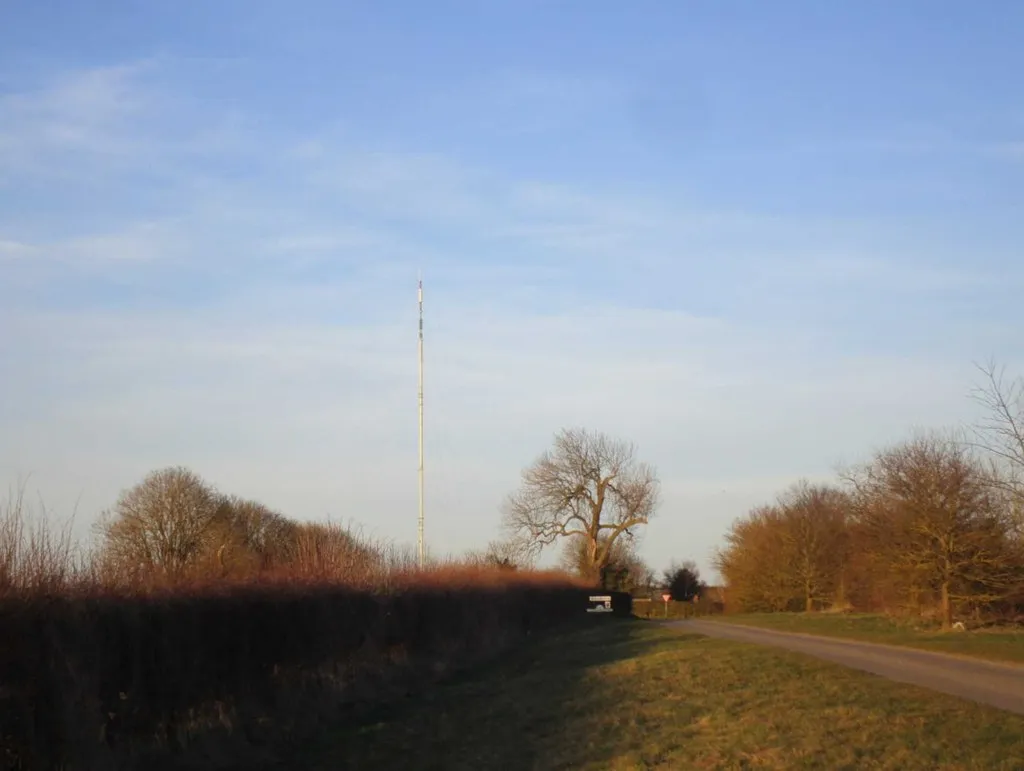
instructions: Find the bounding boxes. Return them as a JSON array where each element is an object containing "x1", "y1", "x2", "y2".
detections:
[
  {"x1": 0, "y1": 481, "x2": 81, "y2": 595},
  {"x1": 290, "y1": 520, "x2": 385, "y2": 585}
]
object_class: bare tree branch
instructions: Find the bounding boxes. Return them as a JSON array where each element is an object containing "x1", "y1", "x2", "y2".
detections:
[{"x1": 969, "y1": 360, "x2": 1024, "y2": 483}]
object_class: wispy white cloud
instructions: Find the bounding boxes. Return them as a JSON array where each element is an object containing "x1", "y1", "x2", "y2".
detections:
[
  {"x1": 0, "y1": 58, "x2": 259, "y2": 187},
  {"x1": 2, "y1": 61, "x2": 1012, "y2": 299},
  {"x1": 0, "y1": 239, "x2": 33, "y2": 260},
  {"x1": 282, "y1": 137, "x2": 1019, "y2": 309},
  {"x1": 61, "y1": 222, "x2": 182, "y2": 263},
  {"x1": 0, "y1": 221, "x2": 192, "y2": 300},
  {"x1": 298, "y1": 147, "x2": 493, "y2": 224},
  {"x1": 0, "y1": 63, "x2": 153, "y2": 172}
]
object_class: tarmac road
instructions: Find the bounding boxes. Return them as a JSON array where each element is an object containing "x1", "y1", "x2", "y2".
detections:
[{"x1": 673, "y1": 619, "x2": 1024, "y2": 715}]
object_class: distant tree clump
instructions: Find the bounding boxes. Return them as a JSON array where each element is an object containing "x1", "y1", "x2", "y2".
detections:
[
  {"x1": 663, "y1": 560, "x2": 706, "y2": 602},
  {"x1": 715, "y1": 411, "x2": 1024, "y2": 627},
  {"x1": 715, "y1": 481, "x2": 851, "y2": 613},
  {"x1": 95, "y1": 466, "x2": 379, "y2": 584}
]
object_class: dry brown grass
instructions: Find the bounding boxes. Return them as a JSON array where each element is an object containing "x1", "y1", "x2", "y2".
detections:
[{"x1": 0, "y1": 482, "x2": 85, "y2": 595}]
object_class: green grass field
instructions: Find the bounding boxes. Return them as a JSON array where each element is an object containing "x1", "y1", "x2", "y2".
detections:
[
  {"x1": 717, "y1": 613, "x2": 1024, "y2": 664},
  {"x1": 300, "y1": 620, "x2": 1024, "y2": 770}
]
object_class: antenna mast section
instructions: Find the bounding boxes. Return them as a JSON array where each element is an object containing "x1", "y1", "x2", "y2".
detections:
[{"x1": 417, "y1": 277, "x2": 425, "y2": 567}]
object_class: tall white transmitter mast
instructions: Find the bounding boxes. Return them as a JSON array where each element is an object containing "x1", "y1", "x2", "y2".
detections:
[{"x1": 417, "y1": 276, "x2": 425, "y2": 567}]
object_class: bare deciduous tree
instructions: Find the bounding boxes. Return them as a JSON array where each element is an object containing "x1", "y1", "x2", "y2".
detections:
[
  {"x1": 777, "y1": 481, "x2": 851, "y2": 612},
  {"x1": 96, "y1": 466, "x2": 221, "y2": 580},
  {"x1": 715, "y1": 483, "x2": 851, "y2": 613},
  {"x1": 848, "y1": 433, "x2": 1019, "y2": 629},
  {"x1": 212, "y1": 496, "x2": 300, "y2": 572},
  {"x1": 502, "y1": 428, "x2": 659, "y2": 582},
  {"x1": 716, "y1": 504, "x2": 802, "y2": 612}
]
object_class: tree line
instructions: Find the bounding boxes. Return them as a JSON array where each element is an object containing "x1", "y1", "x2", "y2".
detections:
[
  {"x1": 92, "y1": 466, "x2": 380, "y2": 586},
  {"x1": 9, "y1": 425, "x2": 671, "y2": 592},
  {"x1": 715, "y1": 363, "x2": 1024, "y2": 628},
  {"x1": 87, "y1": 428, "x2": 677, "y2": 590}
]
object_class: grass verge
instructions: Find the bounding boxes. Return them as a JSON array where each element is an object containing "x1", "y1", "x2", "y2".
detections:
[
  {"x1": 716, "y1": 613, "x2": 1024, "y2": 664},
  {"x1": 299, "y1": 619, "x2": 1024, "y2": 770}
]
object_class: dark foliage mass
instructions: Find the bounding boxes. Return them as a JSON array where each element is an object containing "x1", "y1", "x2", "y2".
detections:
[
  {"x1": 664, "y1": 560, "x2": 706, "y2": 602},
  {"x1": 0, "y1": 578, "x2": 595, "y2": 770}
]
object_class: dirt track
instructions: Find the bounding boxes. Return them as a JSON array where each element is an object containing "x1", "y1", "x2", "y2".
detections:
[{"x1": 673, "y1": 620, "x2": 1024, "y2": 715}]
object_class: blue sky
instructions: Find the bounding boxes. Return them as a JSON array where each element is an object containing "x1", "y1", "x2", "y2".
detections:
[{"x1": 1, "y1": 2, "x2": 1022, "y2": 579}]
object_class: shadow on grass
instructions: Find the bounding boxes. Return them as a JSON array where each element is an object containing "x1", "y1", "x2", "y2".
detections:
[{"x1": 295, "y1": 617, "x2": 686, "y2": 771}]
